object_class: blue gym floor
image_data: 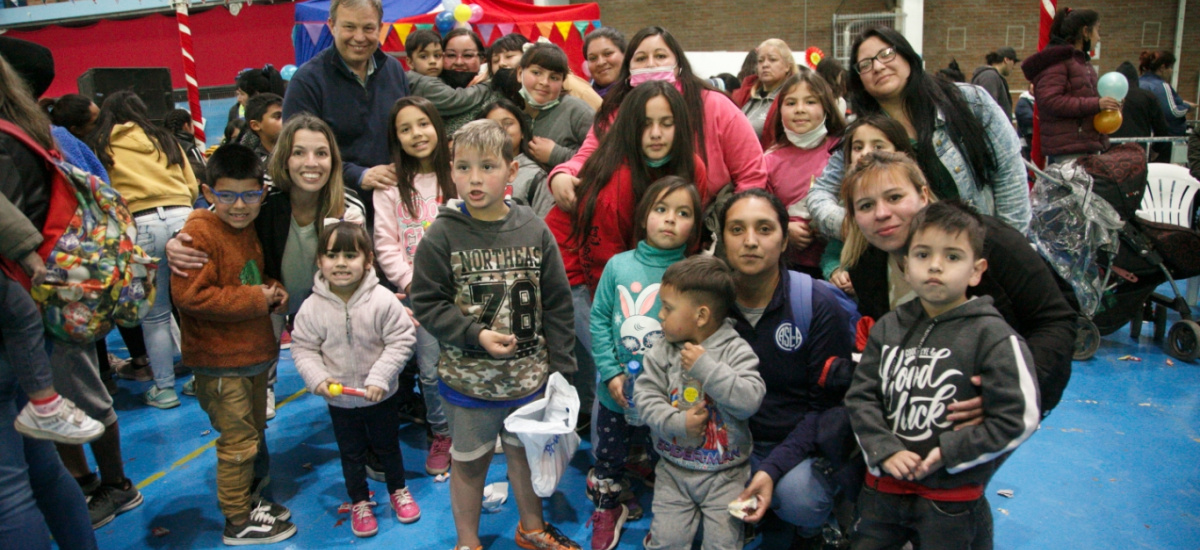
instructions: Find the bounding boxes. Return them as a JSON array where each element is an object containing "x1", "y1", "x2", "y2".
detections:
[{"x1": 87, "y1": 292, "x2": 1200, "y2": 550}]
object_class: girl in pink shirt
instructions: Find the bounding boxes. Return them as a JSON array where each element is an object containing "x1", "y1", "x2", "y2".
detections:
[
  {"x1": 373, "y1": 96, "x2": 457, "y2": 476},
  {"x1": 763, "y1": 71, "x2": 847, "y2": 277}
]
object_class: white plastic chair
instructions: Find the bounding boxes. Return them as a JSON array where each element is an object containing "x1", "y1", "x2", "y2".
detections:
[{"x1": 1136, "y1": 163, "x2": 1200, "y2": 305}]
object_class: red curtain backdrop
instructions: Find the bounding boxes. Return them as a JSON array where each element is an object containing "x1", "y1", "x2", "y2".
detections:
[{"x1": 7, "y1": 2, "x2": 296, "y2": 98}]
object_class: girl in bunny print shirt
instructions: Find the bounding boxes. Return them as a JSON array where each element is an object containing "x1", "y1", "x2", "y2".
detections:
[{"x1": 585, "y1": 177, "x2": 704, "y2": 550}]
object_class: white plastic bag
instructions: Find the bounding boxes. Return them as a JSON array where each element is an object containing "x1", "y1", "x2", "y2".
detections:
[{"x1": 503, "y1": 372, "x2": 580, "y2": 497}]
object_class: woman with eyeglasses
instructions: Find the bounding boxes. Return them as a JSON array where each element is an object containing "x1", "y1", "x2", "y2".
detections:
[
  {"x1": 88, "y1": 91, "x2": 198, "y2": 409},
  {"x1": 805, "y1": 27, "x2": 1029, "y2": 241}
]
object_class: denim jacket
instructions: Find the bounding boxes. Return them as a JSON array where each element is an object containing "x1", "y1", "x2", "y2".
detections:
[{"x1": 808, "y1": 83, "x2": 1030, "y2": 238}]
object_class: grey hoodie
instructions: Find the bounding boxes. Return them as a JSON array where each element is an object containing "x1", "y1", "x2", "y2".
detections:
[
  {"x1": 634, "y1": 320, "x2": 765, "y2": 472},
  {"x1": 411, "y1": 200, "x2": 576, "y2": 401},
  {"x1": 846, "y1": 296, "x2": 1040, "y2": 490}
]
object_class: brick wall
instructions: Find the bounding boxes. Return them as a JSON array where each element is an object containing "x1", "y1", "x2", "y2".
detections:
[{"x1": 589, "y1": 0, "x2": 1200, "y2": 104}]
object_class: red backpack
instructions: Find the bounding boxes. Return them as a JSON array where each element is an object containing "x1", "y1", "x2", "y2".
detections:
[{"x1": 0, "y1": 120, "x2": 157, "y2": 344}]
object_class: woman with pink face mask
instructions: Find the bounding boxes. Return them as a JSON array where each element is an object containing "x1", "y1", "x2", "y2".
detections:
[{"x1": 547, "y1": 26, "x2": 767, "y2": 214}]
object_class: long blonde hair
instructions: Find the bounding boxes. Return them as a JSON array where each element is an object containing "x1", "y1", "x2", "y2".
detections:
[
  {"x1": 838, "y1": 151, "x2": 935, "y2": 269},
  {"x1": 269, "y1": 114, "x2": 347, "y2": 234}
]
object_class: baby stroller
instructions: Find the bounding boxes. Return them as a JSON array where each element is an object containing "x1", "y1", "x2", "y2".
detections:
[{"x1": 1027, "y1": 144, "x2": 1200, "y2": 362}]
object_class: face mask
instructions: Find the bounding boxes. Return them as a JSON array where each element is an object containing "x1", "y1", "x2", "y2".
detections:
[
  {"x1": 519, "y1": 87, "x2": 560, "y2": 111},
  {"x1": 784, "y1": 115, "x2": 828, "y2": 150},
  {"x1": 645, "y1": 154, "x2": 672, "y2": 168},
  {"x1": 629, "y1": 65, "x2": 677, "y2": 87}
]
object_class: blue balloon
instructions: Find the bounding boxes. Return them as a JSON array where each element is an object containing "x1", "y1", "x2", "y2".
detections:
[
  {"x1": 280, "y1": 64, "x2": 297, "y2": 80},
  {"x1": 1097, "y1": 71, "x2": 1129, "y2": 101},
  {"x1": 435, "y1": 11, "x2": 456, "y2": 33}
]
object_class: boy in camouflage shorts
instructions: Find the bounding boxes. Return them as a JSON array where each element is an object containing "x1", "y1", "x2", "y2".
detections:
[{"x1": 411, "y1": 120, "x2": 580, "y2": 550}]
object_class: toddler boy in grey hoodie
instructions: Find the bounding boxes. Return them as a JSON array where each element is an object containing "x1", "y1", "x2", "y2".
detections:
[
  {"x1": 634, "y1": 256, "x2": 765, "y2": 550},
  {"x1": 845, "y1": 201, "x2": 1041, "y2": 549}
]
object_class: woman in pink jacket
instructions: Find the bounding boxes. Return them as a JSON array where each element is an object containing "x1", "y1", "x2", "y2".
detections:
[{"x1": 547, "y1": 26, "x2": 767, "y2": 214}]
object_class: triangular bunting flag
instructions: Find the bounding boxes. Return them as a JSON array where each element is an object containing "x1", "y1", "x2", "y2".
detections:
[
  {"x1": 574, "y1": 21, "x2": 590, "y2": 37},
  {"x1": 497, "y1": 23, "x2": 515, "y2": 37},
  {"x1": 477, "y1": 23, "x2": 496, "y2": 43},
  {"x1": 416, "y1": 23, "x2": 434, "y2": 31},
  {"x1": 303, "y1": 22, "x2": 325, "y2": 45},
  {"x1": 397, "y1": 23, "x2": 414, "y2": 46},
  {"x1": 592, "y1": 20, "x2": 602, "y2": 29},
  {"x1": 536, "y1": 22, "x2": 553, "y2": 39},
  {"x1": 555, "y1": 21, "x2": 572, "y2": 40},
  {"x1": 516, "y1": 22, "x2": 535, "y2": 38},
  {"x1": 379, "y1": 23, "x2": 392, "y2": 44}
]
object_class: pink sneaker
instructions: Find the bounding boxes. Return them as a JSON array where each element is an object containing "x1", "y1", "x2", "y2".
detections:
[
  {"x1": 391, "y1": 487, "x2": 421, "y2": 524},
  {"x1": 586, "y1": 504, "x2": 628, "y2": 550},
  {"x1": 426, "y1": 434, "x2": 452, "y2": 475},
  {"x1": 351, "y1": 501, "x2": 378, "y2": 537}
]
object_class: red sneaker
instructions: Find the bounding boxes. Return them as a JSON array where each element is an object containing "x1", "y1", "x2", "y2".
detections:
[
  {"x1": 279, "y1": 329, "x2": 292, "y2": 350},
  {"x1": 351, "y1": 501, "x2": 377, "y2": 537},
  {"x1": 391, "y1": 488, "x2": 421, "y2": 524},
  {"x1": 426, "y1": 434, "x2": 452, "y2": 475},
  {"x1": 586, "y1": 505, "x2": 628, "y2": 550}
]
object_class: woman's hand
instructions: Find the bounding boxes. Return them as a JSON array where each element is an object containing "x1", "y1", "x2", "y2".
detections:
[
  {"x1": 361, "y1": 165, "x2": 398, "y2": 190},
  {"x1": 528, "y1": 136, "x2": 557, "y2": 165},
  {"x1": 787, "y1": 220, "x2": 814, "y2": 250},
  {"x1": 166, "y1": 233, "x2": 208, "y2": 277},
  {"x1": 550, "y1": 173, "x2": 581, "y2": 211},
  {"x1": 946, "y1": 375, "x2": 984, "y2": 429},
  {"x1": 1098, "y1": 97, "x2": 1121, "y2": 112},
  {"x1": 735, "y1": 471, "x2": 774, "y2": 523}
]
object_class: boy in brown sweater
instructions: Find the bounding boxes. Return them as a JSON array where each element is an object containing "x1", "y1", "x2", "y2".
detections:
[{"x1": 172, "y1": 144, "x2": 295, "y2": 545}]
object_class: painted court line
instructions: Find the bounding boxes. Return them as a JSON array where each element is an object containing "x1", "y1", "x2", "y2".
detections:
[{"x1": 135, "y1": 388, "x2": 309, "y2": 491}]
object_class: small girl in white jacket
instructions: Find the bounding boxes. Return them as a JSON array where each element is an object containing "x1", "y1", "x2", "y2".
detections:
[{"x1": 291, "y1": 221, "x2": 420, "y2": 538}]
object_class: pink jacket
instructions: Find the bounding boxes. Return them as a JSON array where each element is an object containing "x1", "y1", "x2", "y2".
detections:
[
  {"x1": 764, "y1": 137, "x2": 837, "y2": 269},
  {"x1": 549, "y1": 89, "x2": 768, "y2": 201},
  {"x1": 374, "y1": 173, "x2": 442, "y2": 292}
]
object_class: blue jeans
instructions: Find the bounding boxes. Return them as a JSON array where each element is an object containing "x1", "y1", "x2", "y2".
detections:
[
  {"x1": 750, "y1": 442, "x2": 835, "y2": 532},
  {"x1": 134, "y1": 206, "x2": 191, "y2": 390},
  {"x1": 0, "y1": 273, "x2": 51, "y2": 395},
  {"x1": 415, "y1": 325, "x2": 448, "y2": 436},
  {"x1": 0, "y1": 353, "x2": 97, "y2": 550},
  {"x1": 571, "y1": 285, "x2": 596, "y2": 416}
]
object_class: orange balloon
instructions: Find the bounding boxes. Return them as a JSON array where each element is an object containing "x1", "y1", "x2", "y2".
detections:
[{"x1": 1094, "y1": 110, "x2": 1123, "y2": 135}]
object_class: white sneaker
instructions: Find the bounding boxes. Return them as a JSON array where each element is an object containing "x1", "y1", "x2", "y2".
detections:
[
  {"x1": 15, "y1": 398, "x2": 105, "y2": 445},
  {"x1": 266, "y1": 388, "x2": 276, "y2": 420}
]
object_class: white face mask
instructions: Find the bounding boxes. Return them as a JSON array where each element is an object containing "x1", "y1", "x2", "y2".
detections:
[{"x1": 784, "y1": 115, "x2": 828, "y2": 150}]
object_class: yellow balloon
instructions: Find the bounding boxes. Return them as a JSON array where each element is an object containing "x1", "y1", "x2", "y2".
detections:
[
  {"x1": 453, "y1": 4, "x2": 472, "y2": 22},
  {"x1": 1093, "y1": 109, "x2": 1123, "y2": 135}
]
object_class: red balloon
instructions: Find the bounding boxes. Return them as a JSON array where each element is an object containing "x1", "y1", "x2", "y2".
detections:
[{"x1": 1094, "y1": 110, "x2": 1123, "y2": 135}]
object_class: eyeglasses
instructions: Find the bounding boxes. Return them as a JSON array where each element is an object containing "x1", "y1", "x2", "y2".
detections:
[
  {"x1": 854, "y1": 47, "x2": 898, "y2": 74},
  {"x1": 212, "y1": 190, "x2": 265, "y2": 205},
  {"x1": 444, "y1": 52, "x2": 479, "y2": 61}
]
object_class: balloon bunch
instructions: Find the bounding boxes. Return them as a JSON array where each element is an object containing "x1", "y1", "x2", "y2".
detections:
[
  {"x1": 436, "y1": 0, "x2": 483, "y2": 33},
  {"x1": 1093, "y1": 71, "x2": 1127, "y2": 134}
]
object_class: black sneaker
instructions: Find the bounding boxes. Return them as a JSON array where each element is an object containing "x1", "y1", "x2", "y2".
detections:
[
  {"x1": 223, "y1": 504, "x2": 297, "y2": 546},
  {"x1": 254, "y1": 498, "x2": 291, "y2": 522},
  {"x1": 365, "y1": 449, "x2": 386, "y2": 482},
  {"x1": 88, "y1": 481, "x2": 144, "y2": 529},
  {"x1": 396, "y1": 397, "x2": 427, "y2": 425}
]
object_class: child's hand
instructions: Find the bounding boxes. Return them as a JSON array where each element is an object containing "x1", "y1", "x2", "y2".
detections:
[
  {"x1": 528, "y1": 136, "x2": 557, "y2": 165},
  {"x1": 788, "y1": 220, "x2": 814, "y2": 250},
  {"x1": 607, "y1": 374, "x2": 628, "y2": 409},
  {"x1": 915, "y1": 447, "x2": 943, "y2": 480},
  {"x1": 271, "y1": 286, "x2": 290, "y2": 314},
  {"x1": 882, "y1": 450, "x2": 923, "y2": 481},
  {"x1": 830, "y1": 269, "x2": 855, "y2": 295},
  {"x1": 479, "y1": 329, "x2": 517, "y2": 358},
  {"x1": 680, "y1": 343, "x2": 705, "y2": 371},
  {"x1": 364, "y1": 386, "x2": 385, "y2": 402},
  {"x1": 684, "y1": 401, "x2": 709, "y2": 438},
  {"x1": 314, "y1": 378, "x2": 339, "y2": 398},
  {"x1": 261, "y1": 285, "x2": 277, "y2": 306}
]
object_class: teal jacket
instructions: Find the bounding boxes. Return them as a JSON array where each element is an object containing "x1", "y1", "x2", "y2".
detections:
[{"x1": 590, "y1": 240, "x2": 686, "y2": 413}]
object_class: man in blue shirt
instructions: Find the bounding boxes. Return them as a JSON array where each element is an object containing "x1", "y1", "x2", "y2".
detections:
[{"x1": 283, "y1": 0, "x2": 408, "y2": 226}]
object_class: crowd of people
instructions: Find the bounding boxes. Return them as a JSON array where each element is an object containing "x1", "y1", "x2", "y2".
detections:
[{"x1": 8, "y1": 0, "x2": 1195, "y2": 549}]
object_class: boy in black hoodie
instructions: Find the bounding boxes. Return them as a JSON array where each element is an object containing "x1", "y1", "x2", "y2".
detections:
[{"x1": 845, "y1": 201, "x2": 1040, "y2": 549}]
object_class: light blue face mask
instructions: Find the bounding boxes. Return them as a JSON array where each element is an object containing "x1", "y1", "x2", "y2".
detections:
[
  {"x1": 519, "y1": 87, "x2": 560, "y2": 111},
  {"x1": 645, "y1": 154, "x2": 673, "y2": 168}
]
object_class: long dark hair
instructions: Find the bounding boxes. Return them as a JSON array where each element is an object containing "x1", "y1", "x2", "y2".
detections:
[
  {"x1": 1049, "y1": 7, "x2": 1099, "y2": 48},
  {"x1": 236, "y1": 65, "x2": 286, "y2": 97},
  {"x1": 387, "y1": 96, "x2": 455, "y2": 218},
  {"x1": 594, "y1": 27, "x2": 715, "y2": 162},
  {"x1": 479, "y1": 99, "x2": 534, "y2": 159},
  {"x1": 767, "y1": 71, "x2": 847, "y2": 151},
  {"x1": 570, "y1": 80, "x2": 697, "y2": 247},
  {"x1": 40, "y1": 93, "x2": 94, "y2": 135},
  {"x1": 89, "y1": 91, "x2": 183, "y2": 169},
  {"x1": 839, "y1": 113, "x2": 917, "y2": 168},
  {"x1": 1139, "y1": 50, "x2": 1176, "y2": 74},
  {"x1": 846, "y1": 27, "x2": 996, "y2": 192}
]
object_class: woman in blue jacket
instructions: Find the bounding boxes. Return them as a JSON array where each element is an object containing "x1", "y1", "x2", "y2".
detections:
[{"x1": 1139, "y1": 50, "x2": 1195, "y2": 136}]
